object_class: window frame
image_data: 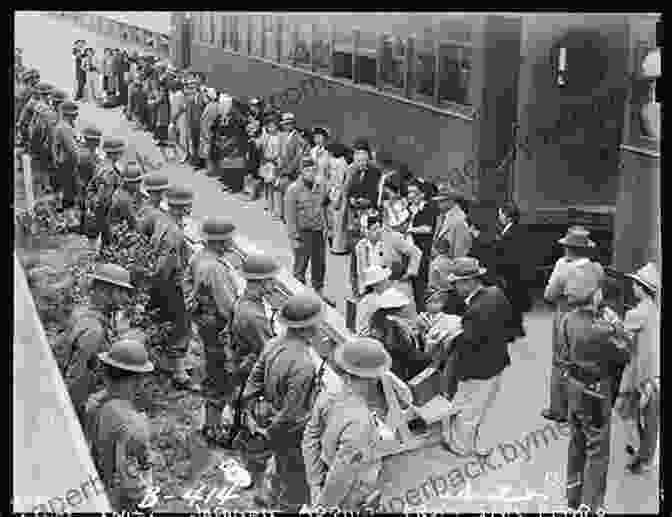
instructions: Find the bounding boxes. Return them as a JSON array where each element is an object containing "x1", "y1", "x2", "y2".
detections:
[{"x1": 436, "y1": 39, "x2": 474, "y2": 112}]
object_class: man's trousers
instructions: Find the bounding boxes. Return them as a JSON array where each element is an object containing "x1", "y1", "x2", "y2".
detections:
[{"x1": 292, "y1": 229, "x2": 326, "y2": 292}]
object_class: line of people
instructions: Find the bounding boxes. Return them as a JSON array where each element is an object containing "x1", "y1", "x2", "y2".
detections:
[{"x1": 15, "y1": 46, "x2": 659, "y2": 515}]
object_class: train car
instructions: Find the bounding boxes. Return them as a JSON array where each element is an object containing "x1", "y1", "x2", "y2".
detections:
[{"x1": 170, "y1": 11, "x2": 660, "y2": 274}]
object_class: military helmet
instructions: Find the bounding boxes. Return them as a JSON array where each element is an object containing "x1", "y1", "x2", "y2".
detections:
[
  {"x1": 98, "y1": 337, "x2": 154, "y2": 373},
  {"x1": 242, "y1": 253, "x2": 279, "y2": 281},
  {"x1": 277, "y1": 291, "x2": 324, "y2": 328},
  {"x1": 60, "y1": 101, "x2": 79, "y2": 118},
  {"x1": 81, "y1": 125, "x2": 103, "y2": 142},
  {"x1": 102, "y1": 137, "x2": 126, "y2": 154},
  {"x1": 35, "y1": 82, "x2": 54, "y2": 96},
  {"x1": 333, "y1": 337, "x2": 392, "y2": 379},
  {"x1": 165, "y1": 186, "x2": 194, "y2": 207},
  {"x1": 201, "y1": 218, "x2": 236, "y2": 241},
  {"x1": 143, "y1": 173, "x2": 170, "y2": 192},
  {"x1": 122, "y1": 161, "x2": 144, "y2": 183},
  {"x1": 50, "y1": 89, "x2": 68, "y2": 104}
]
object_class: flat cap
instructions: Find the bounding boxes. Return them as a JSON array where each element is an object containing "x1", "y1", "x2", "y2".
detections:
[
  {"x1": 81, "y1": 125, "x2": 103, "y2": 141},
  {"x1": 165, "y1": 185, "x2": 194, "y2": 206},
  {"x1": 201, "y1": 218, "x2": 236, "y2": 241},
  {"x1": 143, "y1": 173, "x2": 170, "y2": 192},
  {"x1": 278, "y1": 291, "x2": 324, "y2": 328},
  {"x1": 60, "y1": 101, "x2": 79, "y2": 117},
  {"x1": 102, "y1": 137, "x2": 126, "y2": 154},
  {"x1": 242, "y1": 253, "x2": 280, "y2": 280}
]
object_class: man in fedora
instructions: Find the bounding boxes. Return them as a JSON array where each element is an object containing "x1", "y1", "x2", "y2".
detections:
[
  {"x1": 149, "y1": 186, "x2": 197, "y2": 390},
  {"x1": 84, "y1": 336, "x2": 155, "y2": 512},
  {"x1": 431, "y1": 182, "x2": 473, "y2": 260},
  {"x1": 440, "y1": 257, "x2": 513, "y2": 458},
  {"x1": 302, "y1": 337, "x2": 399, "y2": 512},
  {"x1": 243, "y1": 291, "x2": 325, "y2": 511},
  {"x1": 61, "y1": 263, "x2": 135, "y2": 422},
  {"x1": 559, "y1": 265, "x2": 630, "y2": 513},
  {"x1": 107, "y1": 162, "x2": 145, "y2": 230},
  {"x1": 51, "y1": 100, "x2": 81, "y2": 227},
  {"x1": 616, "y1": 262, "x2": 660, "y2": 475},
  {"x1": 84, "y1": 137, "x2": 127, "y2": 248},
  {"x1": 542, "y1": 226, "x2": 604, "y2": 423},
  {"x1": 187, "y1": 217, "x2": 244, "y2": 445},
  {"x1": 137, "y1": 172, "x2": 170, "y2": 238},
  {"x1": 275, "y1": 112, "x2": 307, "y2": 221}
]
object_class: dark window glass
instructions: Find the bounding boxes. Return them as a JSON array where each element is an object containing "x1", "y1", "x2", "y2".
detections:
[
  {"x1": 333, "y1": 51, "x2": 353, "y2": 80},
  {"x1": 438, "y1": 43, "x2": 472, "y2": 106}
]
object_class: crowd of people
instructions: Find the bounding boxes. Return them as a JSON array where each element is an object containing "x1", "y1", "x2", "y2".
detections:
[{"x1": 14, "y1": 40, "x2": 660, "y2": 515}]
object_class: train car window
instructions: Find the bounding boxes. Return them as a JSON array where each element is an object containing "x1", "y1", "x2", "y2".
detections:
[
  {"x1": 250, "y1": 15, "x2": 262, "y2": 57},
  {"x1": 356, "y1": 30, "x2": 378, "y2": 86},
  {"x1": 438, "y1": 42, "x2": 472, "y2": 108},
  {"x1": 230, "y1": 15, "x2": 240, "y2": 52},
  {"x1": 380, "y1": 35, "x2": 406, "y2": 92},
  {"x1": 312, "y1": 23, "x2": 332, "y2": 73},
  {"x1": 291, "y1": 22, "x2": 312, "y2": 69},
  {"x1": 263, "y1": 15, "x2": 275, "y2": 60},
  {"x1": 210, "y1": 12, "x2": 217, "y2": 45},
  {"x1": 220, "y1": 14, "x2": 227, "y2": 48},
  {"x1": 333, "y1": 28, "x2": 354, "y2": 80},
  {"x1": 279, "y1": 17, "x2": 293, "y2": 64},
  {"x1": 412, "y1": 29, "x2": 437, "y2": 102}
]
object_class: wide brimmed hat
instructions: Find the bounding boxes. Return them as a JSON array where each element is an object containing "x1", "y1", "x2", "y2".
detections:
[
  {"x1": 242, "y1": 254, "x2": 280, "y2": 281},
  {"x1": 60, "y1": 101, "x2": 79, "y2": 117},
  {"x1": 362, "y1": 265, "x2": 392, "y2": 289},
  {"x1": 102, "y1": 137, "x2": 126, "y2": 154},
  {"x1": 89, "y1": 263, "x2": 134, "y2": 290},
  {"x1": 122, "y1": 162, "x2": 144, "y2": 183},
  {"x1": 558, "y1": 226, "x2": 596, "y2": 248},
  {"x1": 280, "y1": 112, "x2": 296, "y2": 124},
  {"x1": 35, "y1": 82, "x2": 54, "y2": 95},
  {"x1": 98, "y1": 337, "x2": 154, "y2": 373},
  {"x1": 201, "y1": 218, "x2": 235, "y2": 241},
  {"x1": 333, "y1": 337, "x2": 392, "y2": 379},
  {"x1": 443, "y1": 257, "x2": 487, "y2": 282},
  {"x1": 627, "y1": 262, "x2": 659, "y2": 292},
  {"x1": 277, "y1": 291, "x2": 324, "y2": 328},
  {"x1": 165, "y1": 186, "x2": 194, "y2": 206},
  {"x1": 81, "y1": 125, "x2": 102, "y2": 142},
  {"x1": 144, "y1": 173, "x2": 170, "y2": 192}
]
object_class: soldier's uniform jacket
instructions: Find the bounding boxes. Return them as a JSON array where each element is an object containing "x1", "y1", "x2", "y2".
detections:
[
  {"x1": 84, "y1": 390, "x2": 153, "y2": 511},
  {"x1": 58, "y1": 305, "x2": 116, "y2": 417},
  {"x1": 52, "y1": 119, "x2": 79, "y2": 167},
  {"x1": 186, "y1": 247, "x2": 240, "y2": 328},
  {"x1": 28, "y1": 99, "x2": 52, "y2": 145},
  {"x1": 151, "y1": 218, "x2": 192, "y2": 285},
  {"x1": 108, "y1": 188, "x2": 144, "y2": 230},
  {"x1": 77, "y1": 146, "x2": 103, "y2": 187},
  {"x1": 302, "y1": 388, "x2": 382, "y2": 510},
  {"x1": 15, "y1": 84, "x2": 32, "y2": 125},
  {"x1": 229, "y1": 291, "x2": 275, "y2": 385},
  {"x1": 17, "y1": 94, "x2": 38, "y2": 136},
  {"x1": 279, "y1": 129, "x2": 307, "y2": 180},
  {"x1": 242, "y1": 335, "x2": 317, "y2": 436},
  {"x1": 84, "y1": 161, "x2": 124, "y2": 231},
  {"x1": 136, "y1": 199, "x2": 169, "y2": 238}
]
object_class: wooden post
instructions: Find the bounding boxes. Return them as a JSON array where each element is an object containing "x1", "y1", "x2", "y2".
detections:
[{"x1": 352, "y1": 28, "x2": 361, "y2": 83}]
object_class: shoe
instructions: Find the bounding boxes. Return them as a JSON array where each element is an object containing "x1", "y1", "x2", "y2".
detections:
[{"x1": 541, "y1": 409, "x2": 567, "y2": 423}]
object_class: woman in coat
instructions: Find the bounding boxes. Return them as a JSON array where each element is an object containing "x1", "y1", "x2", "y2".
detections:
[{"x1": 324, "y1": 142, "x2": 352, "y2": 255}]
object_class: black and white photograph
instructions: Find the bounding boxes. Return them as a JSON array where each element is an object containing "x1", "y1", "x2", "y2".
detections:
[{"x1": 13, "y1": 10, "x2": 661, "y2": 514}]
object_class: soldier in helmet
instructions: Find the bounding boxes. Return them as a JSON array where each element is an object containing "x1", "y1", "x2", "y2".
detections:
[
  {"x1": 559, "y1": 265, "x2": 630, "y2": 513},
  {"x1": 16, "y1": 70, "x2": 41, "y2": 142},
  {"x1": 44, "y1": 88, "x2": 67, "y2": 169},
  {"x1": 52, "y1": 100, "x2": 81, "y2": 227},
  {"x1": 60, "y1": 263, "x2": 135, "y2": 422},
  {"x1": 26, "y1": 82, "x2": 54, "y2": 158},
  {"x1": 186, "y1": 218, "x2": 244, "y2": 445},
  {"x1": 148, "y1": 186, "x2": 196, "y2": 389},
  {"x1": 242, "y1": 291, "x2": 325, "y2": 511},
  {"x1": 84, "y1": 137, "x2": 127, "y2": 248},
  {"x1": 108, "y1": 162, "x2": 145, "y2": 230},
  {"x1": 84, "y1": 336, "x2": 154, "y2": 512}
]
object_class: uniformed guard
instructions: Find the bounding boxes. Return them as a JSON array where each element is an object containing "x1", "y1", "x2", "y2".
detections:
[
  {"x1": 137, "y1": 173, "x2": 170, "y2": 238},
  {"x1": 16, "y1": 69, "x2": 41, "y2": 140},
  {"x1": 243, "y1": 291, "x2": 325, "y2": 511},
  {"x1": 84, "y1": 137, "x2": 127, "y2": 248},
  {"x1": 52, "y1": 100, "x2": 81, "y2": 227},
  {"x1": 302, "y1": 337, "x2": 398, "y2": 512},
  {"x1": 149, "y1": 186, "x2": 195, "y2": 389},
  {"x1": 45, "y1": 88, "x2": 67, "y2": 169},
  {"x1": 186, "y1": 218, "x2": 243, "y2": 445},
  {"x1": 60, "y1": 263, "x2": 135, "y2": 422},
  {"x1": 560, "y1": 266, "x2": 630, "y2": 513},
  {"x1": 108, "y1": 162, "x2": 145, "y2": 230},
  {"x1": 24, "y1": 82, "x2": 52, "y2": 158},
  {"x1": 542, "y1": 226, "x2": 604, "y2": 423},
  {"x1": 84, "y1": 336, "x2": 154, "y2": 512}
]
